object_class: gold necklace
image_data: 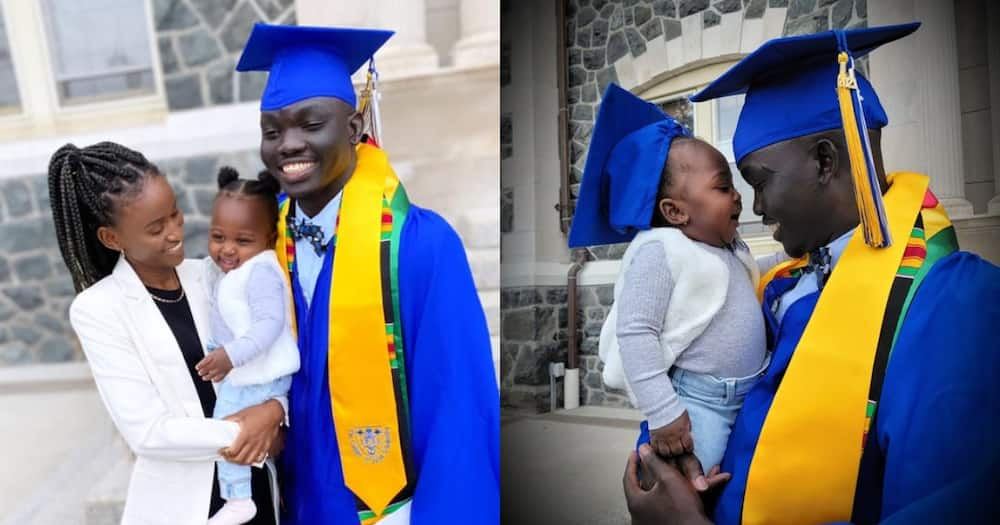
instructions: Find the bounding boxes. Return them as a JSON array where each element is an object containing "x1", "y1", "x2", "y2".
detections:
[{"x1": 148, "y1": 286, "x2": 185, "y2": 304}]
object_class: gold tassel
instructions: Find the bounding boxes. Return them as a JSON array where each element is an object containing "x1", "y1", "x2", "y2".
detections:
[
  {"x1": 357, "y1": 60, "x2": 383, "y2": 147},
  {"x1": 836, "y1": 52, "x2": 885, "y2": 248}
]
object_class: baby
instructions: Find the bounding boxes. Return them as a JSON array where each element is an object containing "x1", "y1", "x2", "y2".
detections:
[
  {"x1": 571, "y1": 84, "x2": 771, "y2": 484},
  {"x1": 610, "y1": 135, "x2": 769, "y2": 477},
  {"x1": 196, "y1": 167, "x2": 300, "y2": 525}
]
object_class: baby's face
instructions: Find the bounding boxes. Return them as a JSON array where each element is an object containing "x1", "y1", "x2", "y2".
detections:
[
  {"x1": 667, "y1": 140, "x2": 743, "y2": 247},
  {"x1": 208, "y1": 194, "x2": 276, "y2": 273}
]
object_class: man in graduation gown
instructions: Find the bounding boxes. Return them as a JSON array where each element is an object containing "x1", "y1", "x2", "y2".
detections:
[
  {"x1": 620, "y1": 23, "x2": 1000, "y2": 524},
  {"x1": 235, "y1": 23, "x2": 499, "y2": 525}
]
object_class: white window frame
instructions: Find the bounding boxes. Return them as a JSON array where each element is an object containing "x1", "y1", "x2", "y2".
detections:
[
  {"x1": 656, "y1": 91, "x2": 697, "y2": 135},
  {"x1": 0, "y1": 0, "x2": 167, "y2": 141},
  {"x1": 0, "y1": 3, "x2": 22, "y2": 116}
]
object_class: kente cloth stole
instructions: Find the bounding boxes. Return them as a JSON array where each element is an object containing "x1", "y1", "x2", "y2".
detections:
[
  {"x1": 276, "y1": 143, "x2": 416, "y2": 523},
  {"x1": 743, "y1": 172, "x2": 956, "y2": 525}
]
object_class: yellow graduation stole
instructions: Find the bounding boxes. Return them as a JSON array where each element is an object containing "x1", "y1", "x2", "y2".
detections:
[
  {"x1": 275, "y1": 144, "x2": 410, "y2": 521},
  {"x1": 742, "y1": 172, "x2": 929, "y2": 525}
]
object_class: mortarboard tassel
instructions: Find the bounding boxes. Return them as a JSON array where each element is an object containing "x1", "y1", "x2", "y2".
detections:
[
  {"x1": 357, "y1": 58, "x2": 383, "y2": 148},
  {"x1": 835, "y1": 31, "x2": 891, "y2": 248}
]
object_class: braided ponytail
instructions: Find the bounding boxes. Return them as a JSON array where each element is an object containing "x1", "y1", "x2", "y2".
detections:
[{"x1": 47, "y1": 142, "x2": 160, "y2": 292}]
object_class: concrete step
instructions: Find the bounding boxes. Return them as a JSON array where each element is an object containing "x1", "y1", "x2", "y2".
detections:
[
  {"x1": 544, "y1": 406, "x2": 643, "y2": 428},
  {"x1": 502, "y1": 407, "x2": 634, "y2": 525},
  {"x1": 84, "y1": 436, "x2": 133, "y2": 525},
  {"x1": 2, "y1": 408, "x2": 121, "y2": 525},
  {"x1": 0, "y1": 362, "x2": 93, "y2": 394}
]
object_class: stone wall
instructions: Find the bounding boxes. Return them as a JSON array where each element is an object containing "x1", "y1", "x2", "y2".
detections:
[
  {"x1": 563, "y1": 0, "x2": 867, "y2": 261},
  {"x1": 0, "y1": 177, "x2": 76, "y2": 365},
  {"x1": 0, "y1": 146, "x2": 501, "y2": 368},
  {"x1": 501, "y1": 282, "x2": 630, "y2": 410},
  {"x1": 499, "y1": 0, "x2": 871, "y2": 412},
  {"x1": 501, "y1": 286, "x2": 568, "y2": 410},
  {"x1": 784, "y1": 0, "x2": 867, "y2": 36},
  {"x1": 154, "y1": 0, "x2": 296, "y2": 111},
  {"x1": 0, "y1": 150, "x2": 262, "y2": 366}
]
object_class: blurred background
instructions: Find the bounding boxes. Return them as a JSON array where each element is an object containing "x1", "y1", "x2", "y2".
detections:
[
  {"x1": 500, "y1": 1, "x2": 1000, "y2": 523},
  {"x1": 0, "y1": 0, "x2": 498, "y2": 523}
]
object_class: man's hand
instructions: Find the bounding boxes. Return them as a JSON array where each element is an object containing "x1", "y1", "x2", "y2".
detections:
[
  {"x1": 624, "y1": 445, "x2": 715, "y2": 525},
  {"x1": 673, "y1": 452, "x2": 731, "y2": 493},
  {"x1": 219, "y1": 399, "x2": 284, "y2": 465},
  {"x1": 649, "y1": 411, "x2": 694, "y2": 458},
  {"x1": 196, "y1": 347, "x2": 233, "y2": 383}
]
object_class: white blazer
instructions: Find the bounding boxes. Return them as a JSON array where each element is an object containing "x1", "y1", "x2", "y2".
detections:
[{"x1": 70, "y1": 256, "x2": 245, "y2": 524}]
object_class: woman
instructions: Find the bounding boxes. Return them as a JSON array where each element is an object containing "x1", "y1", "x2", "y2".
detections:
[{"x1": 49, "y1": 142, "x2": 285, "y2": 524}]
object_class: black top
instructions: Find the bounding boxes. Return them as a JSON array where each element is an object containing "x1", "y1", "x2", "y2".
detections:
[
  {"x1": 147, "y1": 286, "x2": 217, "y2": 417},
  {"x1": 147, "y1": 285, "x2": 277, "y2": 525}
]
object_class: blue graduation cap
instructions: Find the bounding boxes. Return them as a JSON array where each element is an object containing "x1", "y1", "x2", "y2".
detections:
[
  {"x1": 236, "y1": 23, "x2": 394, "y2": 111},
  {"x1": 568, "y1": 83, "x2": 691, "y2": 248},
  {"x1": 691, "y1": 22, "x2": 920, "y2": 248}
]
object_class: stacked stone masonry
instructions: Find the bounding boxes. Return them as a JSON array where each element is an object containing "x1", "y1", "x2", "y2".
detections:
[
  {"x1": 2, "y1": 150, "x2": 500, "y2": 367},
  {"x1": 0, "y1": 150, "x2": 264, "y2": 366},
  {"x1": 155, "y1": 0, "x2": 296, "y2": 111},
  {"x1": 564, "y1": 0, "x2": 867, "y2": 260},
  {"x1": 501, "y1": 283, "x2": 631, "y2": 411},
  {"x1": 499, "y1": 0, "x2": 870, "y2": 412}
]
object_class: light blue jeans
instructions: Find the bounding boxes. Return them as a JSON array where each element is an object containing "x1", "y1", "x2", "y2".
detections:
[
  {"x1": 214, "y1": 374, "x2": 292, "y2": 500},
  {"x1": 637, "y1": 353, "x2": 771, "y2": 472}
]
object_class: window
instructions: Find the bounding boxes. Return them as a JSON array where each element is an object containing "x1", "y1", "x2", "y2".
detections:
[
  {"x1": 712, "y1": 93, "x2": 761, "y2": 227},
  {"x1": 650, "y1": 89, "x2": 768, "y2": 236},
  {"x1": 41, "y1": 0, "x2": 155, "y2": 105},
  {"x1": 0, "y1": 5, "x2": 20, "y2": 114},
  {"x1": 659, "y1": 95, "x2": 694, "y2": 132},
  {"x1": 636, "y1": 60, "x2": 781, "y2": 247},
  {"x1": 0, "y1": 0, "x2": 165, "y2": 141},
  {"x1": 655, "y1": 91, "x2": 757, "y2": 226}
]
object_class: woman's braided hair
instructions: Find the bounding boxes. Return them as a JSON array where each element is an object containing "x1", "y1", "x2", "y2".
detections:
[{"x1": 47, "y1": 142, "x2": 160, "y2": 292}]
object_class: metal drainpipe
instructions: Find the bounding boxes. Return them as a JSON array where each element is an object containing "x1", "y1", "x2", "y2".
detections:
[
  {"x1": 555, "y1": 0, "x2": 572, "y2": 235},
  {"x1": 564, "y1": 248, "x2": 586, "y2": 410},
  {"x1": 556, "y1": 0, "x2": 585, "y2": 410}
]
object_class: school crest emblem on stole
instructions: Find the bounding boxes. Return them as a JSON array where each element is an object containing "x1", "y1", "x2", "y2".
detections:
[{"x1": 349, "y1": 426, "x2": 393, "y2": 464}]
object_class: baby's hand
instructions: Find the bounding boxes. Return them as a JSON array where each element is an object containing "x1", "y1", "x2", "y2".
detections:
[
  {"x1": 196, "y1": 347, "x2": 233, "y2": 383},
  {"x1": 648, "y1": 411, "x2": 694, "y2": 458}
]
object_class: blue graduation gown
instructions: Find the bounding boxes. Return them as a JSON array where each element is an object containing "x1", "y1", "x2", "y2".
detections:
[
  {"x1": 714, "y1": 252, "x2": 1000, "y2": 524},
  {"x1": 281, "y1": 206, "x2": 500, "y2": 524}
]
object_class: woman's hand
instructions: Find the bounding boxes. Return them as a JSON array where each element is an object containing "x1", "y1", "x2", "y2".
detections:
[
  {"x1": 219, "y1": 398, "x2": 284, "y2": 465},
  {"x1": 268, "y1": 425, "x2": 286, "y2": 458}
]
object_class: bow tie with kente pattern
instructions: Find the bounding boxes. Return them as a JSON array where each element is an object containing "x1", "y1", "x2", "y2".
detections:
[
  {"x1": 287, "y1": 215, "x2": 328, "y2": 256},
  {"x1": 805, "y1": 246, "x2": 832, "y2": 290}
]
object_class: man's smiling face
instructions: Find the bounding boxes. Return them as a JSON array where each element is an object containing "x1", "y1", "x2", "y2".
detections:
[{"x1": 259, "y1": 96, "x2": 363, "y2": 212}]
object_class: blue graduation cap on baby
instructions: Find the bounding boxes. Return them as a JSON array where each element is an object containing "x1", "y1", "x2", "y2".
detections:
[
  {"x1": 568, "y1": 84, "x2": 691, "y2": 248},
  {"x1": 690, "y1": 22, "x2": 920, "y2": 165},
  {"x1": 236, "y1": 23, "x2": 394, "y2": 111}
]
